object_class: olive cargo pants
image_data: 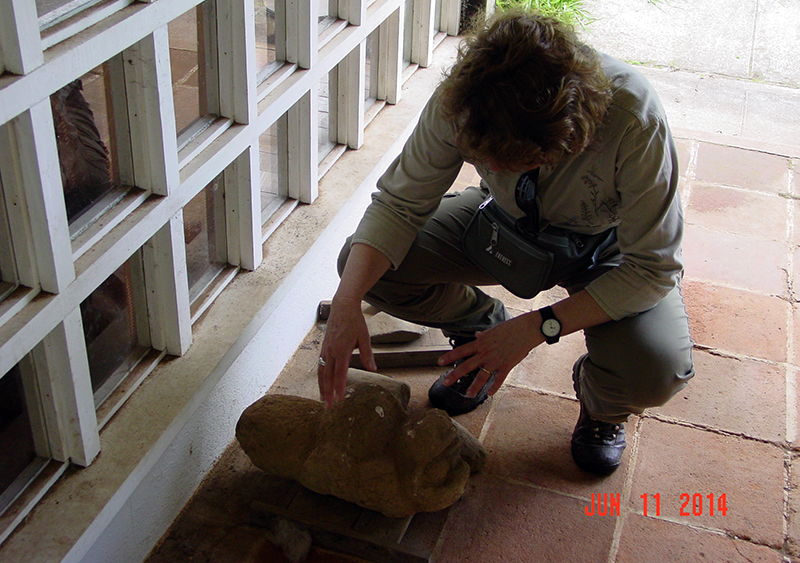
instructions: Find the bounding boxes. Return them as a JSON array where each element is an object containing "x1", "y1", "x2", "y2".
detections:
[{"x1": 339, "y1": 187, "x2": 694, "y2": 423}]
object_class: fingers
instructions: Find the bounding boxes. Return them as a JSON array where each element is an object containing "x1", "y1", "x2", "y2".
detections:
[
  {"x1": 331, "y1": 358, "x2": 349, "y2": 405},
  {"x1": 317, "y1": 302, "x2": 368, "y2": 407},
  {"x1": 318, "y1": 356, "x2": 348, "y2": 407},
  {"x1": 317, "y1": 362, "x2": 330, "y2": 404},
  {"x1": 317, "y1": 354, "x2": 335, "y2": 407},
  {"x1": 318, "y1": 312, "x2": 376, "y2": 407},
  {"x1": 438, "y1": 341, "x2": 476, "y2": 367},
  {"x1": 358, "y1": 331, "x2": 377, "y2": 373},
  {"x1": 438, "y1": 333, "x2": 511, "y2": 398}
]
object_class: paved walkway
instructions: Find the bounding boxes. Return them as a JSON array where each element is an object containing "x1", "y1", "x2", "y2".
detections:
[{"x1": 582, "y1": 0, "x2": 800, "y2": 148}]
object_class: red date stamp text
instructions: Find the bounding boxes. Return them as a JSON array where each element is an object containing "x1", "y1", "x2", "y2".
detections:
[{"x1": 584, "y1": 493, "x2": 728, "y2": 516}]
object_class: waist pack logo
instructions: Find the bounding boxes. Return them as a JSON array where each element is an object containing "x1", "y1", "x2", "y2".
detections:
[{"x1": 485, "y1": 222, "x2": 514, "y2": 267}]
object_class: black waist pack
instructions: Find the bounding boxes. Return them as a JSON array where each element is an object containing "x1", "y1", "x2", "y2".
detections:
[{"x1": 462, "y1": 196, "x2": 617, "y2": 299}]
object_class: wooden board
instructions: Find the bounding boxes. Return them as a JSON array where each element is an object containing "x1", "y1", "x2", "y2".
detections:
[
  {"x1": 350, "y1": 343, "x2": 451, "y2": 370},
  {"x1": 318, "y1": 301, "x2": 452, "y2": 369},
  {"x1": 250, "y1": 481, "x2": 433, "y2": 563}
]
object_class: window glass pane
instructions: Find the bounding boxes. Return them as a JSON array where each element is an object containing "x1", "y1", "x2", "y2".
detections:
[
  {"x1": 403, "y1": 0, "x2": 413, "y2": 65},
  {"x1": 0, "y1": 174, "x2": 18, "y2": 303},
  {"x1": 365, "y1": 32, "x2": 378, "y2": 105},
  {"x1": 0, "y1": 365, "x2": 38, "y2": 503},
  {"x1": 81, "y1": 261, "x2": 147, "y2": 403},
  {"x1": 184, "y1": 177, "x2": 227, "y2": 302},
  {"x1": 255, "y1": 0, "x2": 279, "y2": 76},
  {"x1": 318, "y1": 0, "x2": 337, "y2": 33},
  {"x1": 36, "y1": 0, "x2": 102, "y2": 28},
  {"x1": 259, "y1": 124, "x2": 286, "y2": 224},
  {"x1": 169, "y1": 5, "x2": 214, "y2": 138},
  {"x1": 317, "y1": 71, "x2": 337, "y2": 163},
  {"x1": 51, "y1": 63, "x2": 122, "y2": 226}
]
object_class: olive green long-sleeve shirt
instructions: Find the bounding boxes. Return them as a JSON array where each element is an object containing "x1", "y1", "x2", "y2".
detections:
[{"x1": 351, "y1": 55, "x2": 683, "y2": 321}]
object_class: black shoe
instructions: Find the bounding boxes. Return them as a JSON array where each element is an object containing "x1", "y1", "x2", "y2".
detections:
[
  {"x1": 428, "y1": 336, "x2": 493, "y2": 416},
  {"x1": 570, "y1": 402, "x2": 626, "y2": 476}
]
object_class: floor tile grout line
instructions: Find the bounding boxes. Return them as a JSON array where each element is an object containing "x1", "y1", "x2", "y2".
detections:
[
  {"x1": 685, "y1": 274, "x2": 794, "y2": 303},
  {"x1": 691, "y1": 343, "x2": 789, "y2": 367},
  {"x1": 606, "y1": 512, "x2": 626, "y2": 563},
  {"x1": 477, "y1": 386, "x2": 502, "y2": 444},
  {"x1": 642, "y1": 411, "x2": 790, "y2": 448},
  {"x1": 785, "y1": 165, "x2": 797, "y2": 445},
  {"x1": 748, "y1": 0, "x2": 761, "y2": 84},
  {"x1": 787, "y1": 363, "x2": 797, "y2": 446},
  {"x1": 687, "y1": 181, "x2": 796, "y2": 202},
  {"x1": 680, "y1": 135, "x2": 800, "y2": 161},
  {"x1": 606, "y1": 416, "x2": 645, "y2": 563},
  {"x1": 684, "y1": 280, "x2": 791, "y2": 312},
  {"x1": 783, "y1": 449, "x2": 793, "y2": 561},
  {"x1": 679, "y1": 138, "x2": 699, "y2": 209},
  {"x1": 684, "y1": 217, "x2": 792, "y2": 246},
  {"x1": 485, "y1": 473, "x2": 623, "y2": 507}
]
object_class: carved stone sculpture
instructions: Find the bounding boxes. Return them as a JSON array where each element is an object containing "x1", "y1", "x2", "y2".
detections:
[
  {"x1": 50, "y1": 79, "x2": 113, "y2": 221},
  {"x1": 236, "y1": 370, "x2": 486, "y2": 517}
]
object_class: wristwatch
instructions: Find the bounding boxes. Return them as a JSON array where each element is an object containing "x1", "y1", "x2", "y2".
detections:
[{"x1": 538, "y1": 306, "x2": 562, "y2": 345}]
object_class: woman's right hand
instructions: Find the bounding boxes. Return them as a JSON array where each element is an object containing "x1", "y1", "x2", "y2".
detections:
[
  {"x1": 317, "y1": 243, "x2": 391, "y2": 406},
  {"x1": 317, "y1": 296, "x2": 377, "y2": 407}
]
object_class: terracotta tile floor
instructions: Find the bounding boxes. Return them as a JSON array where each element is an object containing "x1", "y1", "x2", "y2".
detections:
[{"x1": 148, "y1": 133, "x2": 800, "y2": 562}]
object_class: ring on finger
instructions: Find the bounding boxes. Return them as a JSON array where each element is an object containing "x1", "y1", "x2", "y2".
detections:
[
  {"x1": 480, "y1": 366, "x2": 498, "y2": 377},
  {"x1": 318, "y1": 357, "x2": 326, "y2": 367}
]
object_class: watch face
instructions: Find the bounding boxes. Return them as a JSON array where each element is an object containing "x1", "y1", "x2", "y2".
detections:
[{"x1": 542, "y1": 318, "x2": 561, "y2": 337}]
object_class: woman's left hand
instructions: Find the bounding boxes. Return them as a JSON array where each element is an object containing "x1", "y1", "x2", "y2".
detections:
[{"x1": 437, "y1": 312, "x2": 545, "y2": 397}]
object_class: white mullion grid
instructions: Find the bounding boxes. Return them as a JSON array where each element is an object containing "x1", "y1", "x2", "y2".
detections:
[
  {"x1": 341, "y1": 0, "x2": 367, "y2": 26},
  {"x1": 376, "y1": 6, "x2": 402, "y2": 105},
  {"x1": 0, "y1": 182, "x2": 18, "y2": 295},
  {"x1": 216, "y1": 0, "x2": 257, "y2": 124},
  {"x1": 411, "y1": 0, "x2": 434, "y2": 68},
  {"x1": 365, "y1": 28, "x2": 380, "y2": 104},
  {"x1": 209, "y1": 179, "x2": 229, "y2": 266},
  {"x1": 273, "y1": 0, "x2": 289, "y2": 64},
  {"x1": 39, "y1": 0, "x2": 136, "y2": 51},
  {"x1": 224, "y1": 145, "x2": 262, "y2": 269},
  {"x1": 402, "y1": 0, "x2": 412, "y2": 64},
  {"x1": 287, "y1": 0, "x2": 316, "y2": 69},
  {"x1": 122, "y1": 26, "x2": 181, "y2": 197},
  {"x1": 106, "y1": 54, "x2": 136, "y2": 186},
  {"x1": 67, "y1": 54, "x2": 148, "y2": 261},
  {"x1": 287, "y1": 89, "x2": 318, "y2": 202},
  {"x1": 1, "y1": 101, "x2": 75, "y2": 294},
  {"x1": 0, "y1": 0, "x2": 43, "y2": 75},
  {"x1": 32, "y1": 309, "x2": 100, "y2": 467},
  {"x1": 17, "y1": 356, "x2": 52, "y2": 461},
  {"x1": 256, "y1": 0, "x2": 404, "y2": 118},
  {"x1": 202, "y1": 0, "x2": 223, "y2": 117},
  {"x1": 439, "y1": 0, "x2": 459, "y2": 35},
  {"x1": 129, "y1": 251, "x2": 153, "y2": 348},
  {"x1": 337, "y1": 42, "x2": 365, "y2": 149},
  {"x1": 0, "y1": 131, "x2": 39, "y2": 292},
  {"x1": 141, "y1": 213, "x2": 193, "y2": 356}
]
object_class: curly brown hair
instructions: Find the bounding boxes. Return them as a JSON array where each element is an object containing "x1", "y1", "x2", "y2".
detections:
[{"x1": 438, "y1": 9, "x2": 612, "y2": 170}]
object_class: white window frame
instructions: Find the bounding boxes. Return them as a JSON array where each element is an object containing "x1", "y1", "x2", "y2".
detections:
[
  {"x1": 0, "y1": 0, "x2": 431, "y2": 549},
  {"x1": 0, "y1": 0, "x2": 43, "y2": 75}
]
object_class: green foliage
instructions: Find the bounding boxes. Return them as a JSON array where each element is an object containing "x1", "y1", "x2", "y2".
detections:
[{"x1": 495, "y1": 0, "x2": 594, "y2": 28}]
